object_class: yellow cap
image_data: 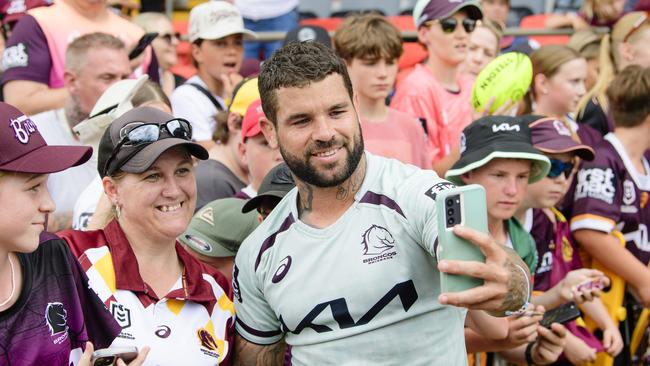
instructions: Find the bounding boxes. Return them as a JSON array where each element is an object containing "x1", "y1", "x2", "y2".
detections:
[{"x1": 229, "y1": 78, "x2": 259, "y2": 117}]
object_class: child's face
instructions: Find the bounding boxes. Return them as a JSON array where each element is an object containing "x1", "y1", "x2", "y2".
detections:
[
  {"x1": 418, "y1": 10, "x2": 473, "y2": 67},
  {"x1": 536, "y1": 57, "x2": 588, "y2": 116},
  {"x1": 481, "y1": 0, "x2": 509, "y2": 25},
  {"x1": 462, "y1": 26, "x2": 499, "y2": 77},
  {"x1": 192, "y1": 34, "x2": 244, "y2": 82},
  {"x1": 0, "y1": 173, "x2": 54, "y2": 253},
  {"x1": 594, "y1": 0, "x2": 625, "y2": 23},
  {"x1": 524, "y1": 152, "x2": 575, "y2": 209},
  {"x1": 462, "y1": 158, "x2": 531, "y2": 223},
  {"x1": 346, "y1": 56, "x2": 398, "y2": 103}
]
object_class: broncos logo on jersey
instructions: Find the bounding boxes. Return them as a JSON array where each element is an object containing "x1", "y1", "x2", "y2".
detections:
[
  {"x1": 45, "y1": 302, "x2": 68, "y2": 335},
  {"x1": 361, "y1": 225, "x2": 395, "y2": 256}
]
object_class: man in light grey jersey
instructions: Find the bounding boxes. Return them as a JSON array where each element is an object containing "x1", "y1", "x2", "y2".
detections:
[{"x1": 233, "y1": 41, "x2": 541, "y2": 365}]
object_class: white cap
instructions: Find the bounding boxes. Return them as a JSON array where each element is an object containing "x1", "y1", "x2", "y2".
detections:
[
  {"x1": 73, "y1": 75, "x2": 149, "y2": 147},
  {"x1": 188, "y1": 1, "x2": 257, "y2": 43}
]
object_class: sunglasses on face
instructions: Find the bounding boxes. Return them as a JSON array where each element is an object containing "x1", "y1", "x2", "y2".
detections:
[
  {"x1": 158, "y1": 32, "x2": 181, "y2": 43},
  {"x1": 547, "y1": 158, "x2": 575, "y2": 179},
  {"x1": 427, "y1": 17, "x2": 477, "y2": 34},
  {"x1": 103, "y1": 118, "x2": 192, "y2": 176}
]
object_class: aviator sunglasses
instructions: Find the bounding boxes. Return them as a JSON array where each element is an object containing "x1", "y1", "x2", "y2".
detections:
[
  {"x1": 426, "y1": 17, "x2": 477, "y2": 34},
  {"x1": 547, "y1": 158, "x2": 575, "y2": 179},
  {"x1": 103, "y1": 118, "x2": 192, "y2": 176}
]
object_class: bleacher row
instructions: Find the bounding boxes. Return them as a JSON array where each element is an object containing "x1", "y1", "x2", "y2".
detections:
[{"x1": 167, "y1": 0, "x2": 577, "y2": 80}]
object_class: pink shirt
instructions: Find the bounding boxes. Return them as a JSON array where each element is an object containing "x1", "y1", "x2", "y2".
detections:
[
  {"x1": 391, "y1": 64, "x2": 474, "y2": 162},
  {"x1": 360, "y1": 108, "x2": 431, "y2": 169}
]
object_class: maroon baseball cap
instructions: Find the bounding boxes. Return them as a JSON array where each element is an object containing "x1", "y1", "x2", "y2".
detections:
[
  {"x1": 0, "y1": 102, "x2": 92, "y2": 173},
  {"x1": 529, "y1": 117, "x2": 595, "y2": 161},
  {"x1": 413, "y1": 0, "x2": 483, "y2": 28}
]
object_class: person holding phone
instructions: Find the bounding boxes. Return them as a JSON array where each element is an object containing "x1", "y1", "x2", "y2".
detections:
[
  {"x1": 233, "y1": 41, "x2": 536, "y2": 365},
  {"x1": 0, "y1": 102, "x2": 125, "y2": 365},
  {"x1": 58, "y1": 107, "x2": 235, "y2": 365},
  {"x1": 513, "y1": 116, "x2": 624, "y2": 364}
]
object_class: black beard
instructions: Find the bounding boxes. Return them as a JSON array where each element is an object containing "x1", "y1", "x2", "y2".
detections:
[{"x1": 280, "y1": 128, "x2": 364, "y2": 188}]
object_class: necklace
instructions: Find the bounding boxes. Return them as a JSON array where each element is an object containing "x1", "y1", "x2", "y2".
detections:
[{"x1": 0, "y1": 255, "x2": 16, "y2": 308}]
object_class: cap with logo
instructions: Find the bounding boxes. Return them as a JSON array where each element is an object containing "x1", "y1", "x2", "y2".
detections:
[
  {"x1": 73, "y1": 75, "x2": 150, "y2": 147},
  {"x1": 529, "y1": 117, "x2": 595, "y2": 161},
  {"x1": 241, "y1": 99, "x2": 265, "y2": 143},
  {"x1": 188, "y1": 1, "x2": 257, "y2": 43},
  {"x1": 413, "y1": 0, "x2": 483, "y2": 28},
  {"x1": 283, "y1": 25, "x2": 332, "y2": 48},
  {"x1": 97, "y1": 106, "x2": 208, "y2": 177},
  {"x1": 0, "y1": 102, "x2": 92, "y2": 173},
  {"x1": 179, "y1": 198, "x2": 260, "y2": 257},
  {"x1": 445, "y1": 115, "x2": 551, "y2": 185},
  {"x1": 242, "y1": 163, "x2": 295, "y2": 213}
]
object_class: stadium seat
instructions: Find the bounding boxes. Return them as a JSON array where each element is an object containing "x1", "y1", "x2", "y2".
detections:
[{"x1": 519, "y1": 14, "x2": 570, "y2": 46}]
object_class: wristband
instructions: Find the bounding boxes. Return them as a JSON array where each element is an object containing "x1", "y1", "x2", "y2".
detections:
[{"x1": 525, "y1": 341, "x2": 535, "y2": 366}]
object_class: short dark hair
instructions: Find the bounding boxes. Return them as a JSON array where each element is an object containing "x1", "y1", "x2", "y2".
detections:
[
  {"x1": 258, "y1": 41, "x2": 354, "y2": 125},
  {"x1": 607, "y1": 65, "x2": 650, "y2": 128}
]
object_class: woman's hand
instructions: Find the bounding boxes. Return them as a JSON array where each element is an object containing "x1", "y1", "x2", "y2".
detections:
[
  {"x1": 504, "y1": 305, "x2": 545, "y2": 347},
  {"x1": 78, "y1": 342, "x2": 150, "y2": 366},
  {"x1": 531, "y1": 323, "x2": 568, "y2": 365},
  {"x1": 559, "y1": 269, "x2": 608, "y2": 304}
]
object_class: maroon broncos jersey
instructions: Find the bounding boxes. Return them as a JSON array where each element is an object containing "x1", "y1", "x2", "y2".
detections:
[
  {"x1": 571, "y1": 133, "x2": 650, "y2": 265},
  {"x1": 0, "y1": 234, "x2": 120, "y2": 366}
]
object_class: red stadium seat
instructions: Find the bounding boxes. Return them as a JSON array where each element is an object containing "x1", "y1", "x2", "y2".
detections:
[{"x1": 520, "y1": 14, "x2": 570, "y2": 46}]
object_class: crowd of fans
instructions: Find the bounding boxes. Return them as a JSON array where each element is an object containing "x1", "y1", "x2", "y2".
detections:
[{"x1": 0, "y1": 0, "x2": 650, "y2": 365}]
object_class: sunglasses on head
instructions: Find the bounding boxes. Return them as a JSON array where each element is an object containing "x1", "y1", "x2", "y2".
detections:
[
  {"x1": 103, "y1": 118, "x2": 192, "y2": 176},
  {"x1": 427, "y1": 17, "x2": 477, "y2": 34},
  {"x1": 547, "y1": 158, "x2": 575, "y2": 179},
  {"x1": 159, "y1": 32, "x2": 181, "y2": 43}
]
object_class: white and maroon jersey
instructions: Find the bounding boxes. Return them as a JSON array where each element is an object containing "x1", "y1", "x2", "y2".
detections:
[
  {"x1": 59, "y1": 220, "x2": 235, "y2": 366},
  {"x1": 571, "y1": 133, "x2": 650, "y2": 264},
  {"x1": 234, "y1": 152, "x2": 467, "y2": 365}
]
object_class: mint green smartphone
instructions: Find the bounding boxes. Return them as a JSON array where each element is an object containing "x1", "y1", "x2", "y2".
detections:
[{"x1": 436, "y1": 184, "x2": 488, "y2": 293}]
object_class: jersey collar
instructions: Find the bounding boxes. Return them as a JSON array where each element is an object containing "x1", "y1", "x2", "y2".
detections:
[{"x1": 104, "y1": 219, "x2": 218, "y2": 303}]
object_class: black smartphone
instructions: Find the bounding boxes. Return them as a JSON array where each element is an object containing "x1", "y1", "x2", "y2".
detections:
[
  {"x1": 540, "y1": 301, "x2": 581, "y2": 328},
  {"x1": 128, "y1": 32, "x2": 158, "y2": 60}
]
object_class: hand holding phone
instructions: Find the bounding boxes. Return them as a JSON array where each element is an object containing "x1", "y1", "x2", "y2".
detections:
[
  {"x1": 540, "y1": 301, "x2": 581, "y2": 328},
  {"x1": 436, "y1": 184, "x2": 488, "y2": 293},
  {"x1": 91, "y1": 346, "x2": 138, "y2": 366}
]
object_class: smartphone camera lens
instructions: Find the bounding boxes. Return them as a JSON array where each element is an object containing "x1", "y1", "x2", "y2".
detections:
[
  {"x1": 447, "y1": 217, "x2": 455, "y2": 225},
  {"x1": 446, "y1": 198, "x2": 454, "y2": 207},
  {"x1": 447, "y1": 208, "x2": 454, "y2": 216}
]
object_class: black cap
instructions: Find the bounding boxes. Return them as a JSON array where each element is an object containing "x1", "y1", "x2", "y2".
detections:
[
  {"x1": 242, "y1": 163, "x2": 295, "y2": 213},
  {"x1": 98, "y1": 106, "x2": 208, "y2": 177},
  {"x1": 283, "y1": 25, "x2": 332, "y2": 48},
  {"x1": 445, "y1": 115, "x2": 551, "y2": 185}
]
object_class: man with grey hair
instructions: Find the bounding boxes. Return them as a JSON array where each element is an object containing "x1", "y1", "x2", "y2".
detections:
[{"x1": 31, "y1": 32, "x2": 131, "y2": 231}]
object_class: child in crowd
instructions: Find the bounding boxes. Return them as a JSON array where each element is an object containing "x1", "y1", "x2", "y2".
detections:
[
  {"x1": 576, "y1": 11, "x2": 650, "y2": 135},
  {"x1": 460, "y1": 19, "x2": 503, "y2": 77},
  {"x1": 568, "y1": 28, "x2": 603, "y2": 93},
  {"x1": 571, "y1": 65, "x2": 650, "y2": 311},
  {"x1": 522, "y1": 45, "x2": 602, "y2": 147},
  {"x1": 392, "y1": 0, "x2": 482, "y2": 174},
  {"x1": 333, "y1": 13, "x2": 431, "y2": 169},
  {"x1": 0, "y1": 102, "x2": 144, "y2": 365},
  {"x1": 518, "y1": 117, "x2": 624, "y2": 364},
  {"x1": 546, "y1": 0, "x2": 626, "y2": 29},
  {"x1": 171, "y1": 1, "x2": 256, "y2": 148},
  {"x1": 446, "y1": 115, "x2": 571, "y2": 364}
]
